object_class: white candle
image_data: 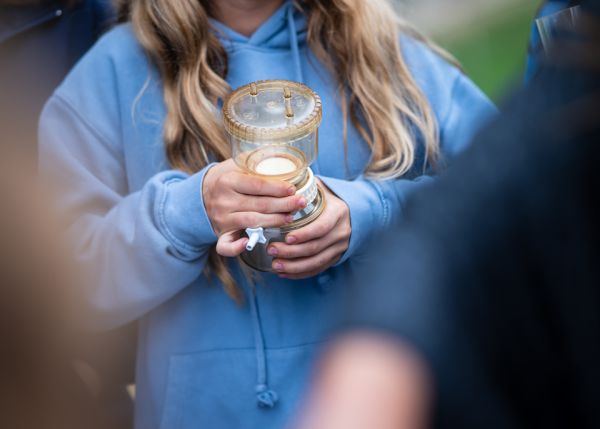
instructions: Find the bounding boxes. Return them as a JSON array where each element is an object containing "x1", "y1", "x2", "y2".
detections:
[{"x1": 255, "y1": 156, "x2": 298, "y2": 176}]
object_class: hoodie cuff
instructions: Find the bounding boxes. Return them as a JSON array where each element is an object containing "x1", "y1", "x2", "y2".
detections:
[
  {"x1": 158, "y1": 164, "x2": 218, "y2": 254},
  {"x1": 318, "y1": 175, "x2": 389, "y2": 266}
]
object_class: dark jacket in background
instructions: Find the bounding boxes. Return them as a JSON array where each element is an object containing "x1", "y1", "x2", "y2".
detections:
[
  {"x1": 0, "y1": 0, "x2": 113, "y2": 161},
  {"x1": 348, "y1": 1, "x2": 600, "y2": 428},
  {"x1": 526, "y1": 0, "x2": 580, "y2": 81}
]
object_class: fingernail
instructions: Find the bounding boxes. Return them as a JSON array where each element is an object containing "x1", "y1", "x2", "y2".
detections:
[
  {"x1": 274, "y1": 261, "x2": 284, "y2": 271},
  {"x1": 297, "y1": 197, "x2": 306, "y2": 208},
  {"x1": 287, "y1": 186, "x2": 296, "y2": 195},
  {"x1": 286, "y1": 235, "x2": 297, "y2": 244},
  {"x1": 268, "y1": 246, "x2": 278, "y2": 256},
  {"x1": 285, "y1": 214, "x2": 295, "y2": 223}
]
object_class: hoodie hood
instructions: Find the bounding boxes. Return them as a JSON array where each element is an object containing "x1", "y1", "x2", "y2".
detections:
[
  {"x1": 210, "y1": 1, "x2": 307, "y2": 83},
  {"x1": 210, "y1": 1, "x2": 307, "y2": 50}
]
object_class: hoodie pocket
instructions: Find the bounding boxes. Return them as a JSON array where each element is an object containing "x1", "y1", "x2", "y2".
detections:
[{"x1": 159, "y1": 344, "x2": 320, "y2": 429}]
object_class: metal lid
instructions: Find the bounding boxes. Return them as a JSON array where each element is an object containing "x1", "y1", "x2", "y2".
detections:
[{"x1": 222, "y1": 80, "x2": 322, "y2": 142}]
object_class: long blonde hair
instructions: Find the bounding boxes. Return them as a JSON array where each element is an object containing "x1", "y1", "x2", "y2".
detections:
[{"x1": 119, "y1": 0, "x2": 453, "y2": 300}]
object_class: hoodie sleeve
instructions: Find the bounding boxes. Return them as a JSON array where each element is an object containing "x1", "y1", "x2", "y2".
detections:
[
  {"x1": 319, "y1": 174, "x2": 433, "y2": 265},
  {"x1": 320, "y1": 72, "x2": 496, "y2": 265},
  {"x1": 39, "y1": 94, "x2": 218, "y2": 329}
]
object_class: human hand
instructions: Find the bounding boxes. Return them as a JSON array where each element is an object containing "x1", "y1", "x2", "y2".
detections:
[
  {"x1": 292, "y1": 334, "x2": 431, "y2": 429},
  {"x1": 203, "y1": 159, "x2": 307, "y2": 256},
  {"x1": 267, "y1": 180, "x2": 351, "y2": 279}
]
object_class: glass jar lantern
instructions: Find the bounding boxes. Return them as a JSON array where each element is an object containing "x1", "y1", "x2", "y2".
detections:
[{"x1": 222, "y1": 80, "x2": 325, "y2": 271}]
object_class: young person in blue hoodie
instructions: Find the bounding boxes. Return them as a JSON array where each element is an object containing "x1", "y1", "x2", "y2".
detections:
[{"x1": 39, "y1": 0, "x2": 495, "y2": 428}]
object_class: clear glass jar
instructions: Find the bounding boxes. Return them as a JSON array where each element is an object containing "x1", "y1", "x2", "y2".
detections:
[
  {"x1": 222, "y1": 80, "x2": 324, "y2": 272},
  {"x1": 223, "y1": 80, "x2": 322, "y2": 185}
]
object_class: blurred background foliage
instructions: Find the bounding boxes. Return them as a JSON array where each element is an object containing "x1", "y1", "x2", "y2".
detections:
[
  {"x1": 439, "y1": 2, "x2": 540, "y2": 101},
  {"x1": 398, "y1": 0, "x2": 542, "y2": 101}
]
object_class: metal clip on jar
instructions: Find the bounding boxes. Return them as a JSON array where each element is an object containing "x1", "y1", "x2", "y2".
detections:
[{"x1": 222, "y1": 80, "x2": 324, "y2": 272}]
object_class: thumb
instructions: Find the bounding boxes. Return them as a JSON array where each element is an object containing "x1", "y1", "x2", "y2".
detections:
[{"x1": 216, "y1": 231, "x2": 249, "y2": 257}]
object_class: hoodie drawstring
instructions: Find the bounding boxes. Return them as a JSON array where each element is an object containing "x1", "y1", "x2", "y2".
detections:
[
  {"x1": 287, "y1": 4, "x2": 304, "y2": 83},
  {"x1": 246, "y1": 4, "x2": 303, "y2": 411},
  {"x1": 249, "y1": 285, "x2": 279, "y2": 408}
]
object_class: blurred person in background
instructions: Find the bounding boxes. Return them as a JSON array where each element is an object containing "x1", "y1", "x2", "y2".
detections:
[
  {"x1": 0, "y1": 1, "x2": 135, "y2": 427},
  {"x1": 0, "y1": 160, "x2": 112, "y2": 429},
  {"x1": 297, "y1": 1, "x2": 600, "y2": 428},
  {"x1": 38, "y1": 0, "x2": 495, "y2": 427},
  {"x1": 0, "y1": 0, "x2": 113, "y2": 162}
]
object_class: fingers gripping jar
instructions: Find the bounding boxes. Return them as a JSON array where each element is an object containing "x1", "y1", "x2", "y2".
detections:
[{"x1": 222, "y1": 80, "x2": 325, "y2": 272}]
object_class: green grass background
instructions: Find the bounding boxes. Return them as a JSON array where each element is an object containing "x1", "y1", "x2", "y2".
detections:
[{"x1": 435, "y1": 2, "x2": 541, "y2": 101}]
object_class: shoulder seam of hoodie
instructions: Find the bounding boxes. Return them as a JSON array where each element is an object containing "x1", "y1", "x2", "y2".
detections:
[
  {"x1": 439, "y1": 73, "x2": 465, "y2": 135},
  {"x1": 50, "y1": 93, "x2": 120, "y2": 157}
]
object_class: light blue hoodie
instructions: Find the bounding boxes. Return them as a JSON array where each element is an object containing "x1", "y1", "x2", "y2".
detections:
[{"x1": 39, "y1": 2, "x2": 495, "y2": 428}]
